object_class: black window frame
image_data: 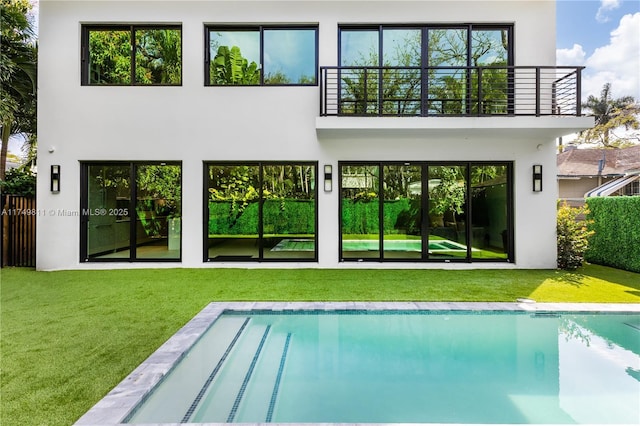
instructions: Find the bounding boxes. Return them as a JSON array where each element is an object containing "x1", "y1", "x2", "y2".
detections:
[
  {"x1": 338, "y1": 160, "x2": 514, "y2": 263},
  {"x1": 81, "y1": 24, "x2": 183, "y2": 86},
  {"x1": 338, "y1": 23, "x2": 514, "y2": 68},
  {"x1": 203, "y1": 161, "x2": 319, "y2": 262},
  {"x1": 79, "y1": 161, "x2": 183, "y2": 263},
  {"x1": 337, "y1": 23, "x2": 515, "y2": 116},
  {"x1": 204, "y1": 24, "x2": 319, "y2": 86}
]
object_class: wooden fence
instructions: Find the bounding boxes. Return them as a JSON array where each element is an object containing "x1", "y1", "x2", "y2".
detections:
[{"x1": 1, "y1": 195, "x2": 36, "y2": 267}]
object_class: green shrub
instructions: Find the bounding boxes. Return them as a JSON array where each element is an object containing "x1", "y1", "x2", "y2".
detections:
[
  {"x1": 0, "y1": 167, "x2": 36, "y2": 196},
  {"x1": 557, "y1": 202, "x2": 594, "y2": 270},
  {"x1": 586, "y1": 197, "x2": 640, "y2": 273}
]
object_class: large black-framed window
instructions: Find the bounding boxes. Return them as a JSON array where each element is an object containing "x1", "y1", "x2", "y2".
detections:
[
  {"x1": 81, "y1": 24, "x2": 182, "y2": 86},
  {"x1": 204, "y1": 162, "x2": 317, "y2": 261},
  {"x1": 338, "y1": 24, "x2": 513, "y2": 115},
  {"x1": 205, "y1": 25, "x2": 319, "y2": 86},
  {"x1": 339, "y1": 161, "x2": 513, "y2": 262},
  {"x1": 80, "y1": 162, "x2": 182, "y2": 262}
]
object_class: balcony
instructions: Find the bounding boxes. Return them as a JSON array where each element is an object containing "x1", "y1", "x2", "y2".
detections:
[
  {"x1": 320, "y1": 66, "x2": 585, "y2": 117},
  {"x1": 317, "y1": 65, "x2": 594, "y2": 139}
]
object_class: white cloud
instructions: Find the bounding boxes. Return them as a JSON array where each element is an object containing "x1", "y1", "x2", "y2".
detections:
[
  {"x1": 583, "y1": 12, "x2": 640, "y2": 100},
  {"x1": 596, "y1": 0, "x2": 621, "y2": 23},
  {"x1": 556, "y1": 44, "x2": 587, "y2": 66}
]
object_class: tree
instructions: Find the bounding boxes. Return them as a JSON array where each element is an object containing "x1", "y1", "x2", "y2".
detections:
[
  {"x1": 0, "y1": 0, "x2": 37, "y2": 181},
  {"x1": 210, "y1": 45, "x2": 260, "y2": 85},
  {"x1": 579, "y1": 83, "x2": 640, "y2": 148}
]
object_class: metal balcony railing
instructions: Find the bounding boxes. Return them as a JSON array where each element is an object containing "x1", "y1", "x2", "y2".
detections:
[{"x1": 320, "y1": 66, "x2": 584, "y2": 117}]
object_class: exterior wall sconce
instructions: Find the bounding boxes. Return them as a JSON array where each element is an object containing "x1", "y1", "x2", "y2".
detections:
[
  {"x1": 532, "y1": 164, "x2": 542, "y2": 192},
  {"x1": 51, "y1": 165, "x2": 61, "y2": 193},
  {"x1": 324, "y1": 164, "x2": 333, "y2": 192}
]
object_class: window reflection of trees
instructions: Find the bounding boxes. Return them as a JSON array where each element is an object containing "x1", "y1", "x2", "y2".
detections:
[{"x1": 339, "y1": 25, "x2": 511, "y2": 116}]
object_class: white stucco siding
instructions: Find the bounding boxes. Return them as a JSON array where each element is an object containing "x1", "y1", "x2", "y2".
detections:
[{"x1": 37, "y1": 0, "x2": 577, "y2": 270}]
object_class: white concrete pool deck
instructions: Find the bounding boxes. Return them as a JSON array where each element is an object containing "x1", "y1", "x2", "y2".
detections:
[{"x1": 74, "y1": 301, "x2": 640, "y2": 426}]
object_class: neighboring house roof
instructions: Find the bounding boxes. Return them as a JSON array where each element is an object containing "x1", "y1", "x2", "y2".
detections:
[{"x1": 557, "y1": 145, "x2": 640, "y2": 178}]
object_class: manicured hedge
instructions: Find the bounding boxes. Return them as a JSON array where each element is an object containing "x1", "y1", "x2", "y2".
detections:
[
  {"x1": 585, "y1": 196, "x2": 640, "y2": 273},
  {"x1": 341, "y1": 199, "x2": 417, "y2": 235},
  {"x1": 208, "y1": 200, "x2": 315, "y2": 235}
]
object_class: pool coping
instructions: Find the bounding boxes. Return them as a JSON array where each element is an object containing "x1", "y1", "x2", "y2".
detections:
[{"x1": 74, "y1": 301, "x2": 640, "y2": 426}]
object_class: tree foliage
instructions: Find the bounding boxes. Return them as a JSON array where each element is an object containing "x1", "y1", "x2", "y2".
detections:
[
  {"x1": 557, "y1": 202, "x2": 594, "y2": 270},
  {"x1": 579, "y1": 83, "x2": 640, "y2": 148},
  {"x1": 88, "y1": 27, "x2": 181, "y2": 85},
  {"x1": 428, "y1": 166, "x2": 466, "y2": 216},
  {"x1": 0, "y1": 0, "x2": 37, "y2": 180},
  {"x1": 210, "y1": 46, "x2": 260, "y2": 85},
  {"x1": 137, "y1": 165, "x2": 181, "y2": 215},
  {"x1": 0, "y1": 167, "x2": 36, "y2": 196}
]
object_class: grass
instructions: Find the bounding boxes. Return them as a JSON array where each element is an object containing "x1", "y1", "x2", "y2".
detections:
[{"x1": 1, "y1": 264, "x2": 639, "y2": 426}]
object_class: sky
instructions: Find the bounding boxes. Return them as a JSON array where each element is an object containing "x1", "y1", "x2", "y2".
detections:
[{"x1": 556, "y1": 0, "x2": 640, "y2": 100}]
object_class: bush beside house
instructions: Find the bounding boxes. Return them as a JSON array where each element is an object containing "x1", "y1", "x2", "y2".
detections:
[
  {"x1": 585, "y1": 197, "x2": 640, "y2": 273},
  {"x1": 0, "y1": 167, "x2": 36, "y2": 196},
  {"x1": 557, "y1": 202, "x2": 593, "y2": 270}
]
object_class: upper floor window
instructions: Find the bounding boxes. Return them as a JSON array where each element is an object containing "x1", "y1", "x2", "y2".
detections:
[
  {"x1": 339, "y1": 24, "x2": 511, "y2": 68},
  {"x1": 81, "y1": 25, "x2": 182, "y2": 86},
  {"x1": 338, "y1": 24, "x2": 512, "y2": 115},
  {"x1": 205, "y1": 25, "x2": 318, "y2": 86}
]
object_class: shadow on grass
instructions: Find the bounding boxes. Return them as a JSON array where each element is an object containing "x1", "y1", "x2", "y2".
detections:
[
  {"x1": 552, "y1": 270, "x2": 588, "y2": 288},
  {"x1": 581, "y1": 263, "x2": 640, "y2": 289},
  {"x1": 549, "y1": 263, "x2": 640, "y2": 295}
]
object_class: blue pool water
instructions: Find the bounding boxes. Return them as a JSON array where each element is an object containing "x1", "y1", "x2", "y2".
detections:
[{"x1": 126, "y1": 310, "x2": 640, "y2": 424}]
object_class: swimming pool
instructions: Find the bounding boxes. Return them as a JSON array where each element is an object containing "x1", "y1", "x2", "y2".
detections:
[{"x1": 75, "y1": 302, "x2": 640, "y2": 425}]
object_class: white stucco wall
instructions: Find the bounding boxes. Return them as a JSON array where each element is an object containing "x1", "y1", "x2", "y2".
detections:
[{"x1": 37, "y1": 0, "x2": 589, "y2": 270}]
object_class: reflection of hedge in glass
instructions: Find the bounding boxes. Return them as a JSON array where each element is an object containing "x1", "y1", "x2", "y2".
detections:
[
  {"x1": 208, "y1": 200, "x2": 314, "y2": 235},
  {"x1": 341, "y1": 199, "x2": 379, "y2": 234},
  {"x1": 342, "y1": 199, "x2": 426, "y2": 235},
  {"x1": 263, "y1": 200, "x2": 315, "y2": 234}
]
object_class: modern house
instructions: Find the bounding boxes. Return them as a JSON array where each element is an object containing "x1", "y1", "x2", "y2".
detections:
[
  {"x1": 37, "y1": 0, "x2": 593, "y2": 271},
  {"x1": 558, "y1": 145, "x2": 640, "y2": 208}
]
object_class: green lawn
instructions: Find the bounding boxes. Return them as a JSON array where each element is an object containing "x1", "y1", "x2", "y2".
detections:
[{"x1": 1, "y1": 265, "x2": 639, "y2": 426}]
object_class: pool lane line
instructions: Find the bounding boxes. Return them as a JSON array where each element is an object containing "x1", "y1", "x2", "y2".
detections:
[
  {"x1": 266, "y1": 332, "x2": 292, "y2": 423},
  {"x1": 227, "y1": 325, "x2": 272, "y2": 423},
  {"x1": 181, "y1": 317, "x2": 250, "y2": 424}
]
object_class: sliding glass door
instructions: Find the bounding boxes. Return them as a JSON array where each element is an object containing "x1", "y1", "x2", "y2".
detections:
[
  {"x1": 205, "y1": 162, "x2": 317, "y2": 261},
  {"x1": 340, "y1": 161, "x2": 512, "y2": 262},
  {"x1": 81, "y1": 162, "x2": 182, "y2": 262},
  {"x1": 383, "y1": 164, "x2": 422, "y2": 259}
]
